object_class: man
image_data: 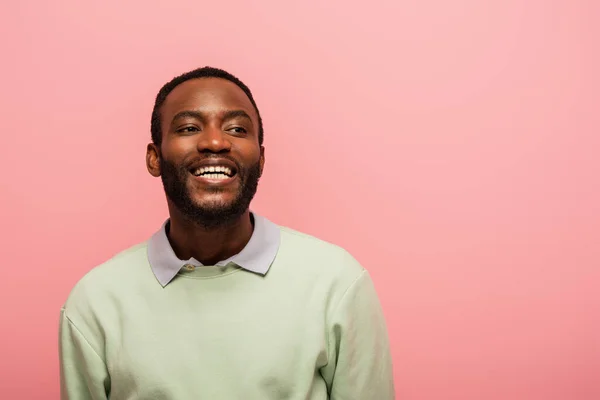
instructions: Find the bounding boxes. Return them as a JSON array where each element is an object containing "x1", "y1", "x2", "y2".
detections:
[{"x1": 59, "y1": 66, "x2": 395, "y2": 399}]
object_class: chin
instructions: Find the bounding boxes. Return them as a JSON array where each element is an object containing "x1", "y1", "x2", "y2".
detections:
[
  {"x1": 193, "y1": 191, "x2": 237, "y2": 205},
  {"x1": 191, "y1": 198, "x2": 230, "y2": 211}
]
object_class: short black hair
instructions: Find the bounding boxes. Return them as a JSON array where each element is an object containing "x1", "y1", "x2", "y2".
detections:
[{"x1": 150, "y1": 66, "x2": 264, "y2": 146}]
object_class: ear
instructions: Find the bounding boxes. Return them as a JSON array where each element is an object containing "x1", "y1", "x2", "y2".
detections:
[
  {"x1": 146, "y1": 143, "x2": 161, "y2": 177},
  {"x1": 259, "y1": 145, "x2": 265, "y2": 176}
]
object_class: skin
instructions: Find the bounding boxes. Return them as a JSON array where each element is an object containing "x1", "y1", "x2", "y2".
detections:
[{"x1": 146, "y1": 78, "x2": 265, "y2": 265}]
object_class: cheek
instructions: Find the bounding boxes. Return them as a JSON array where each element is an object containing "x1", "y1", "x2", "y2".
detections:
[
  {"x1": 234, "y1": 141, "x2": 262, "y2": 163},
  {"x1": 161, "y1": 137, "x2": 197, "y2": 161}
]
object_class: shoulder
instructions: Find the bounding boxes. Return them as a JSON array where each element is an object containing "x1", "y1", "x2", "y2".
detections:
[
  {"x1": 60, "y1": 241, "x2": 150, "y2": 347},
  {"x1": 276, "y1": 225, "x2": 365, "y2": 281},
  {"x1": 63, "y1": 242, "x2": 149, "y2": 314}
]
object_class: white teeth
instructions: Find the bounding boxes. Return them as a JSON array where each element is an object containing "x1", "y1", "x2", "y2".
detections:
[
  {"x1": 193, "y1": 166, "x2": 233, "y2": 176},
  {"x1": 205, "y1": 173, "x2": 227, "y2": 179},
  {"x1": 191, "y1": 165, "x2": 234, "y2": 178}
]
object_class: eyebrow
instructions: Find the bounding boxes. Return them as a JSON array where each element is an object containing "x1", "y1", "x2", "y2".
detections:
[
  {"x1": 171, "y1": 109, "x2": 253, "y2": 125},
  {"x1": 171, "y1": 110, "x2": 205, "y2": 124}
]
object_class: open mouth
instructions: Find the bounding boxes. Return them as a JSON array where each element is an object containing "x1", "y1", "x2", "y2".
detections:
[{"x1": 190, "y1": 165, "x2": 237, "y2": 181}]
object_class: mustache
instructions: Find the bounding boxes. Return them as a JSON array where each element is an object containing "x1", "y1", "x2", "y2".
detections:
[{"x1": 183, "y1": 154, "x2": 242, "y2": 172}]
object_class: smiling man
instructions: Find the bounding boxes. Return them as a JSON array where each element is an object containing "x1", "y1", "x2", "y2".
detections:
[{"x1": 59, "y1": 67, "x2": 395, "y2": 399}]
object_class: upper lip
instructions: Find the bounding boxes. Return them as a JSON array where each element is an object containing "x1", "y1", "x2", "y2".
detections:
[{"x1": 187, "y1": 158, "x2": 238, "y2": 175}]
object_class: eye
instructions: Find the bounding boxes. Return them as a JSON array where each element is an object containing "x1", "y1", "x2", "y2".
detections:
[
  {"x1": 227, "y1": 126, "x2": 247, "y2": 134},
  {"x1": 176, "y1": 126, "x2": 200, "y2": 133}
]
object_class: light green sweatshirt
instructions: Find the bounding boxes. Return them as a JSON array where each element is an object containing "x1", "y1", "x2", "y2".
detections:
[{"x1": 59, "y1": 226, "x2": 394, "y2": 399}]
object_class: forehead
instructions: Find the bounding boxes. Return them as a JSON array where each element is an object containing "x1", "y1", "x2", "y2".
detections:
[{"x1": 161, "y1": 77, "x2": 257, "y2": 120}]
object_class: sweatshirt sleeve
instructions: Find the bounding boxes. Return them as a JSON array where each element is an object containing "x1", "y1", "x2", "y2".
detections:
[
  {"x1": 59, "y1": 308, "x2": 110, "y2": 400},
  {"x1": 323, "y1": 270, "x2": 395, "y2": 400}
]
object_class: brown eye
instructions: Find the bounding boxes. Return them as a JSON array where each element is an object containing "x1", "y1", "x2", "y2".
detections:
[
  {"x1": 228, "y1": 127, "x2": 247, "y2": 134},
  {"x1": 177, "y1": 126, "x2": 200, "y2": 133}
]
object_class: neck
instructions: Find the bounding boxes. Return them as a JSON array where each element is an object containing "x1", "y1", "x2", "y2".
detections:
[{"x1": 166, "y1": 206, "x2": 254, "y2": 266}]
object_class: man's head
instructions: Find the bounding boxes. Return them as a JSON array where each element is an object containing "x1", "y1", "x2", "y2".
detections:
[{"x1": 146, "y1": 67, "x2": 265, "y2": 229}]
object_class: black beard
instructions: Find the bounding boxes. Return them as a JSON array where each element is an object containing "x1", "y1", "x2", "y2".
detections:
[{"x1": 159, "y1": 156, "x2": 261, "y2": 229}]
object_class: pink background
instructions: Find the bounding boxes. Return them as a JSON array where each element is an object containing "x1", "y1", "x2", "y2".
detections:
[{"x1": 1, "y1": 1, "x2": 599, "y2": 398}]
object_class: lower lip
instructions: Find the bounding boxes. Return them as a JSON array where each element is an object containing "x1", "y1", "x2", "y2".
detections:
[{"x1": 190, "y1": 173, "x2": 237, "y2": 185}]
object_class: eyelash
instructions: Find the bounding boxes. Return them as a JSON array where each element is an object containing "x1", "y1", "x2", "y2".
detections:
[
  {"x1": 175, "y1": 126, "x2": 248, "y2": 134},
  {"x1": 229, "y1": 127, "x2": 247, "y2": 134},
  {"x1": 177, "y1": 126, "x2": 199, "y2": 133}
]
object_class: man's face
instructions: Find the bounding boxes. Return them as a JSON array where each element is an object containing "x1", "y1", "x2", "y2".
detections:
[{"x1": 147, "y1": 78, "x2": 264, "y2": 228}]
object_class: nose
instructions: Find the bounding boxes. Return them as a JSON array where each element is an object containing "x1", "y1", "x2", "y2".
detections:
[{"x1": 196, "y1": 125, "x2": 232, "y2": 153}]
